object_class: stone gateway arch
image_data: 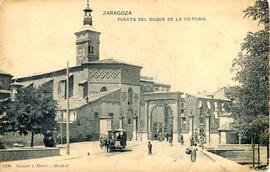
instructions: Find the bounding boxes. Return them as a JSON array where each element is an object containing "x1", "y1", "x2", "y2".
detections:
[{"x1": 144, "y1": 92, "x2": 184, "y2": 142}]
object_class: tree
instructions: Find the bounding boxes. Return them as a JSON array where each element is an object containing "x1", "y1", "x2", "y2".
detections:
[
  {"x1": 1, "y1": 84, "x2": 57, "y2": 147},
  {"x1": 227, "y1": 0, "x2": 269, "y2": 167}
]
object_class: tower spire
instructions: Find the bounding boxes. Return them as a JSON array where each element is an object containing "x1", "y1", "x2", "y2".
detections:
[{"x1": 83, "y1": 0, "x2": 93, "y2": 25}]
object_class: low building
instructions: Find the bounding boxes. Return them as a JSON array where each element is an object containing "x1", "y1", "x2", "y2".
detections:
[
  {"x1": 185, "y1": 87, "x2": 236, "y2": 145},
  {"x1": 0, "y1": 69, "x2": 12, "y2": 101}
]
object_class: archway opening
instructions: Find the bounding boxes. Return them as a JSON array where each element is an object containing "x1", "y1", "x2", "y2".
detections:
[{"x1": 150, "y1": 104, "x2": 173, "y2": 140}]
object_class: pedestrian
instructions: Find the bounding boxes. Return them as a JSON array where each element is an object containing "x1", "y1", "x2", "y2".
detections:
[
  {"x1": 105, "y1": 138, "x2": 109, "y2": 152},
  {"x1": 190, "y1": 136, "x2": 194, "y2": 146},
  {"x1": 190, "y1": 143, "x2": 198, "y2": 162},
  {"x1": 180, "y1": 135, "x2": 184, "y2": 145},
  {"x1": 148, "y1": 141, "x2": 152, "y2": 155},
  {"x1": 158, "y1": 132, "x2": 162, "y2": 141},
  {"x1": 200, "y1": 135, "x2": 204, "y2": 150},
  {"x1": 99, "y1": 136, "x2": 104, "y2": 149},
  {"x1": 165, "y1": 132, "x2": 169, "y2": 142},
  {"x1": 169, "y1": 135, "x2": 173, "y2": 146}
]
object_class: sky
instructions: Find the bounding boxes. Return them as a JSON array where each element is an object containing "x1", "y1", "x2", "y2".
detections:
[{"x1": 0, "y1": 0, "x2": 260, "y2": 94}]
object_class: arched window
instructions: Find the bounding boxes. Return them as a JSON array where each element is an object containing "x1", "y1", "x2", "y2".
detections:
[
  {"x1": 100, "y1": 87, "x2": 107, "y2": 92},
  {"x1": 128, "y1": 88, "x2": 133, "y2": 105},
  {"x1": 88, "y1": 46, "x2": 94, "y2": 54},
  {"x1": 58, "y1": 80, "x2": 66, "y2": 99}
]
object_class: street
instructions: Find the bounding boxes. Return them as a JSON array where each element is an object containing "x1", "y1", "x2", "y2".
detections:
[{"x1": 1, "y1": 141, "x2": 251, "y2": 172}]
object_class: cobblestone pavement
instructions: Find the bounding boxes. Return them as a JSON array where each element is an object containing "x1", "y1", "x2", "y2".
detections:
[{"x1": 1, "y1": 141, "x2": 252, "y2": 172}]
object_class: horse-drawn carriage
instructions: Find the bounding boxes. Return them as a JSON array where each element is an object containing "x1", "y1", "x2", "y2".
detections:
[
  {"x1": 107, "y1": 129, "x2": 127, "y2": 151},
  {"x1": 100, "y1": 129, "x2": 127, "y2": 152}
]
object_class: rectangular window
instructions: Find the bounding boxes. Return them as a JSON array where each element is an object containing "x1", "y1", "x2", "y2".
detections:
[
  {"x1": 207, "y1": 101, "x2": 211, "y2": 109},
  {"x1": 128, "y1": 118, "x2": 131, "y2": 124},
  {"x1": 214, "y1": 102, "x2": 218, "y2": 111},
  {"x1": 83, "y1": 82, "x2": 88, "y2": 98},
  {"x1": 68, "y1": 75, "x2": 74, "y2": 97},
  {"x1": 94, "y1": 112, "x2": 99, "y2": 119},
  {"x1": 198, "y1": 101, "x2": 203, "y2": 108},
  {"x1": 108, "y1": 113, "x2": 114, "y2": 117}
]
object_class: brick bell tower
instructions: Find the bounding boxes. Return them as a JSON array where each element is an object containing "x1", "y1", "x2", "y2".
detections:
[{"x1": 75, "y1": 0, "x2": 100, "y2": 65}]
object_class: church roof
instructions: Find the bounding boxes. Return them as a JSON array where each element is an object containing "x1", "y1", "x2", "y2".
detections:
[
  {"x1": 89, "y1": 58, "x2": 141, "y2": 67},
  {"x1": 75, "y1": 25, "x2": 100, "y2": 34},
  {"x1": 140, "y1": 76, "x2": 154, "y2": 82},
  {"x1": 57, "y1": 88, "x2": 120, "y2": 110},
  {"x1": 0, "y1": 69, "x2": 12, "y2": 76},
  {"x1": 14, "y1": 58, "x2": 141, "y2": 82}
]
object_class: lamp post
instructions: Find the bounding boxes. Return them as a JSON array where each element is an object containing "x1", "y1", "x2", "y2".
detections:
[
  {"x1": 119, "y1": 111, "x2": 124, "y2": 129},
  {"x1": 60, "y1": 112, "x2": 63, "y2": 144},
  {"x1": 66, "y1": 61, "x2": 70, "y2": 155},
  {"x1": 133, "y1": 110, "x2": 137, "y2": 141}
]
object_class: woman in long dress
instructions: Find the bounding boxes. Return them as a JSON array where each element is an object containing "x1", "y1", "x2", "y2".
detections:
[{"x1": 190, "y1": 143, "x2": 198, "y2": 162}]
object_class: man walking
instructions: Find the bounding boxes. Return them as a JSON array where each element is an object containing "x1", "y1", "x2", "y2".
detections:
[
  {"x1": 180, "y1": 135, "x2": 184, "y2": 145},
  {"x1": 148, "y1": 141, "x2": 152, "y2": 155},
  {"x1": 169, "y1": 135, "x2": 173, "y2": 146}
]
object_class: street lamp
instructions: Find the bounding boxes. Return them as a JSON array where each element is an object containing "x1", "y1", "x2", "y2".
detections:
[{"x1": 66, "y1": 61, "x2": 70, "y2": 155}]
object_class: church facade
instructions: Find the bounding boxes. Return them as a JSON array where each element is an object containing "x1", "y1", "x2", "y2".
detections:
[
  {"x1": 14, "y1": 2, "x2": 146, "y2": 141},
  {"x1": 9, "y1": 2, "x2": 235, "y2": 145}
]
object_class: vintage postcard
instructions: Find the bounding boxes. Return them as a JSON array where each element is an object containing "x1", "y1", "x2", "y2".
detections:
[{"x1": 0, "y1": 0, "x2": 268, "y2": 172}]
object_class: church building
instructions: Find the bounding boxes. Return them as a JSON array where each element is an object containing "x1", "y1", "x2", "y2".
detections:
[
  {"x1": 13, "y1": 2, "x2": 168, "y2": 141},
  {"x1": 10, "y1": 2, "x2": 235, "y2": 145}
]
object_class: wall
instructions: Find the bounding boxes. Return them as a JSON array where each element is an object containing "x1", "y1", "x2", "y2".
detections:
[
  {"x1": 99, "y1": 119, "x2": 111, "y2": 136},
  {"x1": 56, "y1": 89, "x2": 121, "y2": 141},
  {"x1": 88, "y1": 83, "x2": 120, "y2": 95},
  {"x1": 101, "y1": 102, "x2": 120, "y2": 130},
  {"x1": 209, "y1": 133, "x2": 220, "y2": 145},
  {"x1": 121, "y1": 65, "x2": 141, "y2": 86},
  {"x1": 201, "y1": 149, "x2": 254, "y2": 171},
  {"x1": 2, "y1": 132, "x2": 44, "y2": 147},
  {"x1": 56, "y1": 100, "x2": 101, "y2": 142},
  {"x1": 207, "y1": 149, "x2": 258, "y2": 164},
  {"x1": 88, "y1": 64, "x2": 121, "y2": 84},
  {"x1": 0, "y1": 148, "x2": 60, "y2": 162},
  {"x1": 120, "y1": 84, "x2": 140, "y2": 139}
]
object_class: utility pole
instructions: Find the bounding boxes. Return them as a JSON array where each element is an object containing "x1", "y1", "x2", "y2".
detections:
[
  {"x1": 60, "y1": 112, "x2": 63, "y2": 144},
  {"x1": 66, "y1": 61, "x2": 70, "y2": 155}
]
